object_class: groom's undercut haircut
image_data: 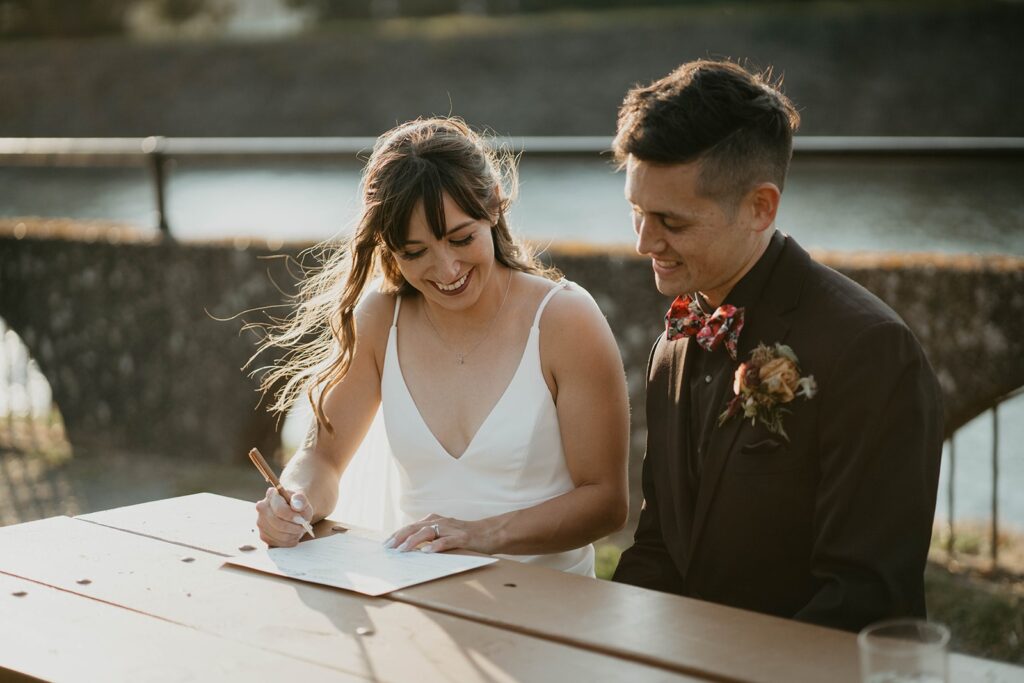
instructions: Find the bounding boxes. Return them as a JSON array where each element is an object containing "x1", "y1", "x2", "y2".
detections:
[{"x1": 614, "y1": 59, "x2": 801, "y2": 210}]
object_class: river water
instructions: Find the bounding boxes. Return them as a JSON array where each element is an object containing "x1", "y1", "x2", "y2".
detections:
[
  {"x1": 1, "y1": 157, "x2": 1023, "y2": 254},
  {"x1": 1, "y1": 156, "x2": 1022, "y2": 529}
]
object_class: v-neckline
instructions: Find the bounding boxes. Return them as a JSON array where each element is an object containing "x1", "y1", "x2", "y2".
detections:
[{"x1": 393, "y1": 324, "x2": 536, "y2": 462}]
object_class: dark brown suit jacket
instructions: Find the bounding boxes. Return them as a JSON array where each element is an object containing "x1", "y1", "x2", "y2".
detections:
[{"x1": 613, "y1": 234, "x2": 943, "y2": 632}]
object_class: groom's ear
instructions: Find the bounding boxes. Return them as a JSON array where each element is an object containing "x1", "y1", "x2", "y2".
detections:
[{"x1": 745, "y1": 182, "x2": 782, "y2": 233}]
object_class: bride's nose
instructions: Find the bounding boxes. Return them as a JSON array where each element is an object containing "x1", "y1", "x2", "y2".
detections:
[{"x1": 433, "y1": 249, "x2": 462, "y2": 283}]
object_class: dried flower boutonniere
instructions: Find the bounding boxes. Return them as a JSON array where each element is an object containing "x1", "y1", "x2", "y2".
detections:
[{"x1": 718, "y1": 343, "x2": 817, "y2": 440}]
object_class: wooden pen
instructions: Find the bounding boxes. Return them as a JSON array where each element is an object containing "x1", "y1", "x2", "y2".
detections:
[{"x1": 248, "y1": 447, "x2": 315, "y2": 539}]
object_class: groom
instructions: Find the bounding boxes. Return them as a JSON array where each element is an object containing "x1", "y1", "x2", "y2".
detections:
[{"x1": 611, "y1": 59, "x2": 944, "y2": 632}]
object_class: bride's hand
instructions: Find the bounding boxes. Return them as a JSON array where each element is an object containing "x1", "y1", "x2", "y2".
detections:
[
  {"x1": 384, "y1": 514, "x2": 490, "y2": 554},
  {"x1": 255, "y1": 487, "x2": 314, "y2": 547}
]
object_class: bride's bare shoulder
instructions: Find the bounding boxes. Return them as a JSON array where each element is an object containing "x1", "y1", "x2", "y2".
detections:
[{"x1": 355, "y1": 285, "x2": 400, "y2": 346}]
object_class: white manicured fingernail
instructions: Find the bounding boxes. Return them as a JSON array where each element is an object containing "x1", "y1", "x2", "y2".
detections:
[
  {"x1": 396, "y1": 541, "x2": 410, "y2": 552},
  {"x1": 292, "y1": 515, "x2": 306, "y2": 526},
  {"x1": 383, "y1": 537, "x2": 395, "y2": 549},
  {"x1": 290, "y1": 498, "x2": 303, "y2": 511},
  {"x1": 421, "y1": 544, "x2": 434, "y2": 553}
]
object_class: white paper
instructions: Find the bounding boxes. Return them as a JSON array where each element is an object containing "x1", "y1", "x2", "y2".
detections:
[{"x1": 224, "y1": 533, "x2": 497, "y2": 596}]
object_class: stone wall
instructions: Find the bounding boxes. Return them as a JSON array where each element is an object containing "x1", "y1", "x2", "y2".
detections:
[
  {"x1": 1, "y1": 220, "x2": 1022, "y2": 468},
  {"x1": 0, "y1": 222, "x2": 292, "y2": 461}
]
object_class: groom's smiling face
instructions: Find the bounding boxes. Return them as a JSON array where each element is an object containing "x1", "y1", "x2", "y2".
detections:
[{"x1": 625, "y1": 156, "x2": 769, "y2": 307}]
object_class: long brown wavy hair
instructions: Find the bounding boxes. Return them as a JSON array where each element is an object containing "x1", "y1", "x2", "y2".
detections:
[{"x1": 253, "y1": 117, "x2": 557, "y2": 435}]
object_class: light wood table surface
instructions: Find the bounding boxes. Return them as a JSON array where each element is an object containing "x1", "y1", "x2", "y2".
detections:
[{"x1": 1, "y1": 493, "x2": 1021, "y2": 683}]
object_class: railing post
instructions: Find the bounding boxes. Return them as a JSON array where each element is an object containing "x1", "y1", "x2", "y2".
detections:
[
  {"x1": 142, "y1": 136, "x2": 171, "y2": 237},
  {"x1": 991, "y1": 404, "x2": 999, "y2": 567},
  {"x1": 946, "y1": 436, "x2": 955, "y2": 557}
]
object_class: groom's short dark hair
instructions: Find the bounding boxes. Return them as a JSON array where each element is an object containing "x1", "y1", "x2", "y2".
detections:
[{"x1": 614, "y1": 59, "x2": 800, "y2": 207}]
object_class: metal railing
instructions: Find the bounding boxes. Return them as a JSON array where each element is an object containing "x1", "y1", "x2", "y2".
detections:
[
  {"x1": 2, "y1": 136, "x2": 1023, "y2": 237},
  {"x1": 944, "y1": 386, "x2": 1023, "y2": 569}
]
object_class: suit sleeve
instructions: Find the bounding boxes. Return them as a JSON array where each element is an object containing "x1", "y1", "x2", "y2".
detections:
[
  {"x1": 612, "y1": 336, "x2": 686, "y2": 594},
  {"x1": 794, "y1": 320, "x2": 943, "y2": 631},
  {"x1": 612, "y1": 449, "x2": 686, "y2": 593}
]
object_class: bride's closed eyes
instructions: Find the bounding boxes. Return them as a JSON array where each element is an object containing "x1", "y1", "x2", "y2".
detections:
[{"x1": 398, "y1": 233, "x2": 476, "y2": 261}]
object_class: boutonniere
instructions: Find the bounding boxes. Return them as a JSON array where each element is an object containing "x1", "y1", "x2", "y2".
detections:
[{"x1": 718, "y1": 343, "x2": 817, "y2": 440}]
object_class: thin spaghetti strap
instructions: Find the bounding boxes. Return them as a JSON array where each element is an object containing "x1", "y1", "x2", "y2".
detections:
[
  {"x1": 532, "y1": 280, "x2": 569, "y2": 328},
  {"x1": 392, "y1": 295, "x2": 402, "y2": 327}
]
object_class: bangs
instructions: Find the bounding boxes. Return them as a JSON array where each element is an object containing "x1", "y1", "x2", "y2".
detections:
[{"x1": 379, "y1": 159, "x2": 490, "y2": 251}]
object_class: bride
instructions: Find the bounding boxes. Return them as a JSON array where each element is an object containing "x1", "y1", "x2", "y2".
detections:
[{"x1": 253, "y1": 117, "x2": 629, "y2": 576}]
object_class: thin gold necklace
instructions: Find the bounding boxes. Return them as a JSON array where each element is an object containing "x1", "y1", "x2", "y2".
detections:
[{"x1": 422, "y1": 269, "x2": 514, "y2": 365}]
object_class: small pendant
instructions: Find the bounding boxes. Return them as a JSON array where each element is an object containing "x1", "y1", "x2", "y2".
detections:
[{"x1": 456, "y1": 353, "x2": 465, "y2": 365}]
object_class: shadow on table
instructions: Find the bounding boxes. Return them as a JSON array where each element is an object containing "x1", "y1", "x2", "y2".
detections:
[{"x1": 288, "y1": 566, "x2": 513, "y2": 682}]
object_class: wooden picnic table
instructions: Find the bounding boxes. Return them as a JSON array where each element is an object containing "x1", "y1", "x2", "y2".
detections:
[{"x1": 1, "y1": 492, "x2": 1021, "y2": 682}]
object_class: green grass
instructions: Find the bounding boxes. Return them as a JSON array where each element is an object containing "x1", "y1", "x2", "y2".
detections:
[
  {"x1": 925, "y1": 563, "x2": 1024, "y2": 665},
  {"x1": 594, "y1": 541, "x2": 623, "y2": 580}
]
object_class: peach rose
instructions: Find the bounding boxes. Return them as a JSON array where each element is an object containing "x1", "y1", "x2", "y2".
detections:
[
  {"x1": 759, "y1": 357, "x2": 800, "y2": 403},
  {"x1": 733, "y1": 362, "x2": 759, "y2": 395}
]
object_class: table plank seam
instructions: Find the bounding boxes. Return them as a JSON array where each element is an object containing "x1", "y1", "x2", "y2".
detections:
[
  {"x1": 71, "y1": 514, "x2": 727, "y2": 680},
  {"x1": 0, "y1": 567, "x2": 193, "y2": 627},
  {"x1": 0, "y1": 567, "x2": 382, "y2": 682},
  {"x1": 76, "y1": 517, "x2": 235, "y2": 557},
  {"x1": 385, "y1": 593, "x2": 734, "y2": 683}
]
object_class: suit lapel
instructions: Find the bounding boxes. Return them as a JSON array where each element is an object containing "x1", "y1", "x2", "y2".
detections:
[
  {"x1": 664, "y1": 333, "x2": 692, "y2": 542},
  {"x1": 681, "y1": 235, "x2": 809, "y2": 580}
]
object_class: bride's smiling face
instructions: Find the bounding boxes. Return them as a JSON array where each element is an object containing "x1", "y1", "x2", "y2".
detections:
[{"x1": 393, "y1": 192, "x2": 498, "y2": 310}]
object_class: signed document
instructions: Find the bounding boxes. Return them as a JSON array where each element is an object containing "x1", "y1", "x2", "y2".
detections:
[{"x1": 225, "y1": 533, "x2": 497, "y2": 596}]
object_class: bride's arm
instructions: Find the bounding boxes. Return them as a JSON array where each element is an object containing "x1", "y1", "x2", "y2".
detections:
[
  {"x1": 256, "y1": 290, "x2": 392, "y2": 546},
  {"x1": 390, "y1": 287, "x2": 630, "y2": 555}
]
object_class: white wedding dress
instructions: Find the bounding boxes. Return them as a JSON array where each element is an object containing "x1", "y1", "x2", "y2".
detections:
[{"x1": 332, "y1": 280, "x2": 595, "y2": 576}]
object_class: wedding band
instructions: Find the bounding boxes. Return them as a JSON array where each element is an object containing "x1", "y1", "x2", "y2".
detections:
[{"x1": 430, "y1": 523, "x2": 441, "y2": 539}]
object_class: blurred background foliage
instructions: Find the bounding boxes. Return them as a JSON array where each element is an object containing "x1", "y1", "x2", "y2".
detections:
[
  {"x1": 0, "y1": 0, "x2": 225, "y2": 37},
  {"x1": 0, "y1": 0, "x2": 938, "y2": 39}
]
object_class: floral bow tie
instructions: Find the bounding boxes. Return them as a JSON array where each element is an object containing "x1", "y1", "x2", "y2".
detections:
[{"x1": 665, "y1": 295, "x2": 746, "y2": 360}]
